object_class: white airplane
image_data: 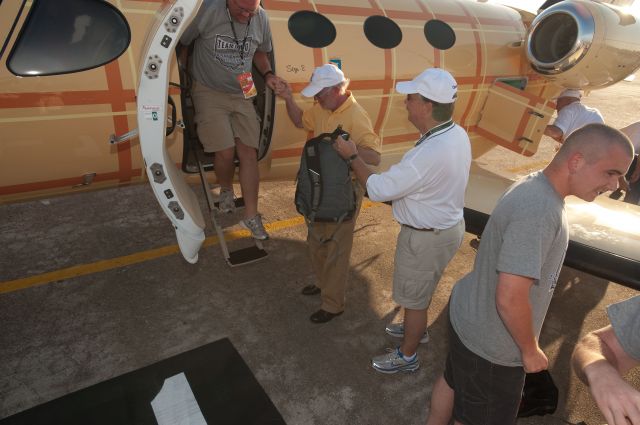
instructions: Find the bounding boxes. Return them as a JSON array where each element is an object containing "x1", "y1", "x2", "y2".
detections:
[{"x1": 1, "y1": 0, "x2": 638, "y2": 287}]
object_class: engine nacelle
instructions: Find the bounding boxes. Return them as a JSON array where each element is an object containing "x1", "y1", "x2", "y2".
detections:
[{"x1": 526, "y1": 0, "x2": 640, "y2": 89}]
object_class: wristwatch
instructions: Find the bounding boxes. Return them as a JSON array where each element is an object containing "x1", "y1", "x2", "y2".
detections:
[{"x1": 346, "y1": 153, "x2": 358, "y2": 167}]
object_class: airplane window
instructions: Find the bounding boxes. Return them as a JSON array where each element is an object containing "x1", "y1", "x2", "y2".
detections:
[
  {"x1": 424, "y1": 19, "x2": 456, "y2": 50},
  {"x1": 288, "y1": 10, "x2": 336, "y2": 48},
  {"x1": 363, "y1": 16, "x2": 402, "y2": 49},
  {"x1": 7, "y1": 0, "x2": 130, "y2": 76}
]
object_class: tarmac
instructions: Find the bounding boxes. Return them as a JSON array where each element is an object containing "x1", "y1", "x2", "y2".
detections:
[{"x1": 1, "y1": 178, "x2": 638, "y2": 425}]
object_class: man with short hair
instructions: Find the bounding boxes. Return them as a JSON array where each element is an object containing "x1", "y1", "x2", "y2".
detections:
[
  {"x1": 275, "y1": 64, "x2": 381, "y2": 323},
  {"x1": 544, "y1": 89, "x2": 604, "y2": 142},
  {"x1": 180, "y1": 0, "x2": 280, "y2": 240},
  {"x1": 426, "y1": 123, "x2": 634, "y2": 425},
  {"x1": 334, "y1": 68, "x2": 471, "y2": 373},
  {"x1": 572, "y1": 295, "x2": 640, "y2": 425}
]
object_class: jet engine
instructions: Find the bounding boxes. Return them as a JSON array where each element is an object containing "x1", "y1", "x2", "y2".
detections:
[{"x1": 526, "y1": 0, "x2": 640, "y2": 89}]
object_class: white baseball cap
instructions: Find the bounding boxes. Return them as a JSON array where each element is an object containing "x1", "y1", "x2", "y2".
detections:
[
  {"x1": 301, "y1": 64, "x2": 346, "y2": 97},
  {"x1": 396, "y1": 68, "x2": 458, "y2": 104},
  {"x1": 557, "y1": 89, "x2": 582, "y2": 99}
]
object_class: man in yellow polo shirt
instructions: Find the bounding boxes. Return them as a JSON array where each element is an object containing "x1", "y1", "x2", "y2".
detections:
[{"x1": 276, "y1": 64, "x2": 381, "y2": 323}]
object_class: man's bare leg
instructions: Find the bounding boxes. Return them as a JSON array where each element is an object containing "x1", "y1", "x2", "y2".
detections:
[
  {"x1": 213, "y1": 146, "x2": 236, "y2": 190},
  {"x1": 426, "y1": 374, "x2": 455, "y2": 425},
  {"x1": 235, "y1": 138, "x2": 259, "y2": 219},
  {"x1": 400, "y1": 307, "x2": 428, "y2": 357}
]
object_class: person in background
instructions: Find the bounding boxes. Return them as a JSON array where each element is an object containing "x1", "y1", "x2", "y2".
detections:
[
  {"x1": 544, "y1": 89, "x2": 604, "y2": 143},
  {"x1": 572, "y1": 295, "x2": 640, "y2": 425},
  {"x1": 611, "y1": 122, "x2": 640, "y2": 204}
]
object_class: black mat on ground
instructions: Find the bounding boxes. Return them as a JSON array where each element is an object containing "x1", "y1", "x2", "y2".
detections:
[{"x1": 1, "y1": 338, "x2": 285, "y2": 425}]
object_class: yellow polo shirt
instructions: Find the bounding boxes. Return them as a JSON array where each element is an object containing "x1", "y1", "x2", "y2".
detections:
[{"x1": 301, "y1": 92, "x2": 380, "y2": 153}]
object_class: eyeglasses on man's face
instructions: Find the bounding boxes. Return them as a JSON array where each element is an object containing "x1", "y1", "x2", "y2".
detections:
[{"x1": 314, "y1": 87, "x2": 334, "y2": 99}]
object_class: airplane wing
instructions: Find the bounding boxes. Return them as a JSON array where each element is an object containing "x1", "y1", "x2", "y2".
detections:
[{"x1": 464, "y1": 163, "x2": 640, "y2": 290}]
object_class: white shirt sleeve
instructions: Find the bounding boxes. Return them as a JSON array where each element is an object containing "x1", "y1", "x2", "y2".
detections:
[
  {"x1": 552, "y1": 106, "x2": 577, "y2": 135},
  {"x1": 366, "y1": 148, "x2": 433, "y2": 202}
]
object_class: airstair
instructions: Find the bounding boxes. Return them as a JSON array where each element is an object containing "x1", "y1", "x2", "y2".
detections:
[{"x1": 134, "y1": 0, "x2": 270, "y2": 266}]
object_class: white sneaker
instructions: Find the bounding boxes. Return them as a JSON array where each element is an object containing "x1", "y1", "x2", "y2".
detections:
[
  {"x1": 371, "y1": 347, "x2": 420, "y2": 374},
  {"x1": 240, "y1": 214, "x2": 269, "y2": 240},
  {"x1": 385, "y1": 322, "x2": 429, "y2": 344},
  {"x1": 218, "y1": 189, "x2": 235, "y2": 213}
]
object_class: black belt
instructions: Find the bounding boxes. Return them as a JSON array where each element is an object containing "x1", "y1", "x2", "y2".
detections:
[{"x1": 402, "y1": 224, "x2": 435, "y2": 232}]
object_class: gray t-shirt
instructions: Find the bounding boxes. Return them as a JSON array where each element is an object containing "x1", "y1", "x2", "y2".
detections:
[
  {"x1": 180, "y1": 0, "x2": 272, "y2": 93},
  {"x1": 450, "y1": 171, "x2": 569, "y2": 367},
  {"x1": 608, "y1": 295, "x2": 640, "y2": 361}
]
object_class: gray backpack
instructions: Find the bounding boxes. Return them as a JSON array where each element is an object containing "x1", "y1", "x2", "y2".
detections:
[{"x1": 295, "y1": 126, "x2": 356, "y2": 241}]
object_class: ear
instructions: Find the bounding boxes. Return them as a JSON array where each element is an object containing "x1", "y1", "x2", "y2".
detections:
[{"x1": 567, "y1": 152, "x2": 584, "y2": 174}]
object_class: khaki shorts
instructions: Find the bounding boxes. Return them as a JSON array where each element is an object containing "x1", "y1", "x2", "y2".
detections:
[
  {"x1": 392, "y1": 220, "x2": 464, "y2": 310},
  {"x1": 191, "y1": 80, "x2": 260, "y2": 153}
]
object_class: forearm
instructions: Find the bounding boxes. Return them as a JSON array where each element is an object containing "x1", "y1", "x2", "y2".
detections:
[
  {"x1": 284, "y1": 97, "x2": 304, "y2": 128},
  {"x1": 252, "y1": 50, "x2": 272, "y2": 76},
  {"x1": 573, "y1": 333, "x2": 614, "y2": 386},
  {"x1": 572, "y1": 329, "x2": 640, "y2": 424},
  {"x1": 544, "y1": 125, "x2": 563, "y2": 142},
  {"x1": 497, "y1": 296, "x2": 538, "y2": 356},
  {"x1": 349, "y1": 156, "x2": 374, "y2": 188},
  {"x1": 357, "y1": 147, "x2": 381, "y2": 166}
]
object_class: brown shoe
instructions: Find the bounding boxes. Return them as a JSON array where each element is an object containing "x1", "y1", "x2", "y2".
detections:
[
  {"x1": 301, "y1": 284, "x2": 321, "y2": 296},
  {"x1": 310, "y1": 309, "x2": 343, "y2": 324}
]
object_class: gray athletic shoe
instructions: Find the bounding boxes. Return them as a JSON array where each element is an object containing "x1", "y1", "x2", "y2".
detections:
[
  {"x1": 218, "y1": 188, "x2": 236, "y2": 213},
  {"x1": 385, "y1": 322, "x2": 429, "y2": 344},
  {"x1": 371, "y1": 347, "x2": 420, "y2": 374},
  {"x1": 240, "y1": 214, "x2": 269, "y2": 240}
]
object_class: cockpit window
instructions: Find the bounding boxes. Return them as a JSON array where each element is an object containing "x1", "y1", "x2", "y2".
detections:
[
  {"x1": 363, "y1": 16, "x2": 402, "y2": 49},
  {"x1": 7, "y1": 0, "x2": 130, "y2": 76},
  {"x1": 424, "y1": 19, "x2": 456, "y2": 50},
  {"x1": 288, "y1": 10, "x2": 336, "y2": 48}
]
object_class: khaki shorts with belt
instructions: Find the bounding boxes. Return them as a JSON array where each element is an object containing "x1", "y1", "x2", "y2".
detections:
[
  {"x1": 191, "y1": 80, "x2": 260, "y2": 152},
  {"x1": 392, "y1": 219, "x2": 465, "y2": 310}
]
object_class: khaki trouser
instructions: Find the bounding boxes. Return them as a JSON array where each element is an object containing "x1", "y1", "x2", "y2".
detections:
[{"x1": 307, "y1": 185, "x2": 364, "y2": 313}]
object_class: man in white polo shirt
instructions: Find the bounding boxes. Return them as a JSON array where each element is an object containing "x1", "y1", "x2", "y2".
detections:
[
  {"x1": 544, "y1": 89, "x2": 604, "y2": 143},
  {"x1": 335, "y1": 68, "x2": 471, "y2": 373}
]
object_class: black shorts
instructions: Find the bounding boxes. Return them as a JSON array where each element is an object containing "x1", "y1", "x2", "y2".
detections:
[{"x1": 444, "y1": 322, "x2": 525, "y2": 425}]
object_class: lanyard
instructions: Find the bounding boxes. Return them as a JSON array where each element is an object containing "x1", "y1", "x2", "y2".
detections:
[
  {"x1": 226, "y1": 5, "x2": 251, "y2": 61},
  {"x1": 415, "y1": 120, "x2": 454, "y2": 146}
]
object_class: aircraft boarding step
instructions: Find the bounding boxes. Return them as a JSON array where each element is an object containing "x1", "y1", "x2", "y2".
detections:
[{"x1": 195, "y1": 152, "x2": 268, "y2": 267}]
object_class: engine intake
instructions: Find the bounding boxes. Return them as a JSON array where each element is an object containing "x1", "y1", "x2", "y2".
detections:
[{"x1": 526, "y1": 0, "x2": 640, "y2": 89}]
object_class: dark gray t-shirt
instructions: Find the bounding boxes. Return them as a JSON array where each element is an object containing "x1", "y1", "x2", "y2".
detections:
[
  {"x1": 608, "y1": 295, "x2": 640, "y2": 361},
  {"x1": 450, "y1": 171, "x2": 569, "y2": 367},
  {"x1": 180, "y1": 0, "x2": 272, "y2": 93}
]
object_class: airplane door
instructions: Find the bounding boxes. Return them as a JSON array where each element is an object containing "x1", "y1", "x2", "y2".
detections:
[
  {"x1": 476, "y1": 81, "x2": 554, "y2": 157},
  {"x1": 137, "y1": 0, "x2": 206, "y2": 264}
]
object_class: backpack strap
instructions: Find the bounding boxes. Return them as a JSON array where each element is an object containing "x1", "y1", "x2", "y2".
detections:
[{"x1": 304, "y1": 138, "x2": 324, "y2": 224}]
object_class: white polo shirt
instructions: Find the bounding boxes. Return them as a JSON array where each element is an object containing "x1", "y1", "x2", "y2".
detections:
[{"x1": 366, "y1": 121, "x2": 471, "y2": 229}]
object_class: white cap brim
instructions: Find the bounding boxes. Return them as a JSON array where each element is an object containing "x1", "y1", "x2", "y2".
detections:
[
  {"x1": 301, "y1": 83, "x2": 323, "y2": 97},
  {"x1": 395, "y1": 80, "x2": 417, "y2": 95}
]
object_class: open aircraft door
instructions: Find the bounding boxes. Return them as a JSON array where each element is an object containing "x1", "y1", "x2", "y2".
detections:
[
  {"x1": 476, "y1": 81, "x2": 555, "y2": 157},
  {"x1": 137, "y1": 0, "x2": 205, "y2": 264}
]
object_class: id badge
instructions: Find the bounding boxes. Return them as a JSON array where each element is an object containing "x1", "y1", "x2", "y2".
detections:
[{"x1": 237, "y1": 72, "x2": 257, "y2": 99}]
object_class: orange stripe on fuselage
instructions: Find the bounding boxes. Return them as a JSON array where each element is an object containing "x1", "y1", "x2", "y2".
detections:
[
  {"x1": 0, "y1": 170, "x2": 144, "y2": 196},
  {"x1": 0, "y1": 90, "x2": 136, "y2": 108}
]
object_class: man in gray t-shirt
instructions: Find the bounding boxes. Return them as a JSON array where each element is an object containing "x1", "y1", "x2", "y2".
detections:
[
  {"x1": 179, "y1": 0, "x2": 280, "y2": 240},
  {"x1": 572, "y1": 295, "x2": 640, "y2": 425},
  {"x1": 426, "y1": 124, "x2": 634, "y2": 425}
]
